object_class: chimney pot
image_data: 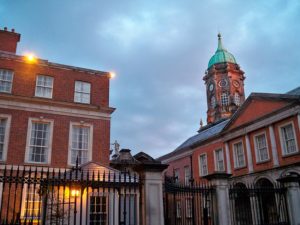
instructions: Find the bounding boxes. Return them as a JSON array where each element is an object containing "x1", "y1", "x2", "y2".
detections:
[
  {"x1": 11, "y1": 29, "x2": 15, "y2": 32},
  {"x1": 4, "y1": 27, "x2": 7, "y2": 31}
]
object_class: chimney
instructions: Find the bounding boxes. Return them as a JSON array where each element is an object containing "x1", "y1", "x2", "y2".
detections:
[{"x1": 0, "y1": 27, "x2": 21, "y2": 53}]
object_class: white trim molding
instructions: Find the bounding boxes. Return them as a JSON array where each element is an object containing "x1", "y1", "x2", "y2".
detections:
[
  {"x1": 24, "y1": 117, "x2": 54, "y2": 165},
  {"x1": 269, "y1": 125, "x2": 279, "y2": 167},
  {"x1": 225, "y1": 142, "x2": 232, "y2": 174},
  {"x1": 0, "y1": 114, "x2": 11, "y2": 162},
  {"x1": 245, "y1": 135, "x2": 253, "y2": 172}
]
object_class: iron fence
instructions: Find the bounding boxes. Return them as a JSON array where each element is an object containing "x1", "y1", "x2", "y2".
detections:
[
  {"x1": 0, "y1": 164, "x2": 140, "y2": 225},
  {"x1": 164, "y1": 177, "x2": 215, "y2": 225},
  {"x1": 229, "y1": 183, "x2": 289, "y2": 225}
]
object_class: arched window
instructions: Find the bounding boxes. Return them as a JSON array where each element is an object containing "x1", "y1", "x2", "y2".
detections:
[
  {"x1": 234, "y1": 93, "x2": 240, "y2": 106},
  {"x1": 211, "y1": 96, "x2": 216, "y2": 108},
  {"x1": 221, "y1": 93, "x2": 229, "y2": 106}
]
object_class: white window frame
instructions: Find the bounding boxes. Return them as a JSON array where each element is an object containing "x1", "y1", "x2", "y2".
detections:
[
  {"x1": 21, "y1": 183, "x2": 42, "y2": 220},
  {"x1": 254, "y1": 132, "x2": 270, "y2": 163},
  {"x1": 25, "y1": 117, "x2": 54, "y2": 164},
  {"x1": 232, "y1": 140, "x2": 246, "y2": 169},
  {"x1": 185, "y1": 198, "x2": 192, "y2": 218},
  {"x1": 199, "y1": 153, "x2": 208, "y2": 177},
  {"x1": 279, "y1": 121, "x2": 299, "y2": 156},
  {"x1": 0, "y1": 69, "x2": 13, "y2": 93},
  {"x1": 176, "y1": 200, "x2": 181, "y2": 218},
  {"x1": 35, "y1": 75, "x2": 54, "y2": 99},
  {"x1": 0, "y1": 114, "x2": 11, "y2": 162},
  {"x1": 214, "y1": 148, "x2": 225, "y2": 172},
  {"x1": 68, "y1": 121, "x2": 93, "y2": 166},
  {"x1": 184, "y1": 166, "x2": 191, "y2": 185},
  {"x1": 74, "y1": 81, "x2": 91, "y2": 104}
]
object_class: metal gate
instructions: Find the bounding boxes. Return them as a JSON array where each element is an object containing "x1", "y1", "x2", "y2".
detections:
[
  {"x1": 164, "y1": 177, "x2": 215, "y2": 225},
  {"x1": 229, "y1": 183, "x2": 289, "y2": 225}
]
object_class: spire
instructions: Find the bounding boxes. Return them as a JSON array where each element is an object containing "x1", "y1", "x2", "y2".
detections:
[{"x1": 217, "y1": 33, "x2": 224, "y2": 52}]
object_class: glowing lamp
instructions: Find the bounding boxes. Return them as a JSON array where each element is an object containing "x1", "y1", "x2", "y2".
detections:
[
  {"x1": 24, "y1": 53, "x2": 37, "y2": 63},
  {"x1": 71, "y1": 189, "x2": 80, "y2": 197},
  {"x1": 109, "y1": 71, "x2": 116, "y2": 79}
]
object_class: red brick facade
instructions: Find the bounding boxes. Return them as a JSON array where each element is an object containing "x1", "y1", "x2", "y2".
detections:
[{"x1": 0, "y1": 27, "x2": 114, "y2": 168}]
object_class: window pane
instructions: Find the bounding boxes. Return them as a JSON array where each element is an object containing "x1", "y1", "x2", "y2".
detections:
[
  {"x1": 74, "y1": 81, "x2": 91, "y2": 104},
  {"x1": 35, "y1": 75, "x2": 53, "y2": 98},
  {"x1": 29, "y1": 122, "x2": 50, "y2": 163},
  {"x1": 0, "y1": 69, "x2": 13, "y2": 93},
  {"x1": 71, "y1": 125, "x2": 90, "y2": 165},
  {"x1": 281, "y1": 124, "x2": 296, "y2": 154}
]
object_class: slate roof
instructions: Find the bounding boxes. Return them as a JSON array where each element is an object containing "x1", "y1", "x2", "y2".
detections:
[
  {"x1": 158, "y1": 119, "x2": 229, "y2": 161},
  {"x1": 286, "y1": 86, "x2": 300, "y2": 95}
]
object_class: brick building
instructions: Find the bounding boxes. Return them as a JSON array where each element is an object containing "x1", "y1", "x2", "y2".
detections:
[
  {"x1": 159, "y1": 34, "x2": 300, "y2": 186},
  {"x1": 0, "y1": 27, "x2": 114, "y2": 169}
]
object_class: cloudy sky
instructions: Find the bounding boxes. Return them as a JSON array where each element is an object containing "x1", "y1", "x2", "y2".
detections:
[{"x1": 1, "y1": 0, "x2": 300, "y2": 158}]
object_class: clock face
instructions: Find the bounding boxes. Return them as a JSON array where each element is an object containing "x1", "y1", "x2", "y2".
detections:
[
  {"x1": 218, "y1": 79, "x2": 228, "y2": 87},
  {"x1": 233, "y1": 80, "x2": 240, "y2": 88},
  {"x1": 209, "y1": 83, "x2": 214, "y2": 91}
]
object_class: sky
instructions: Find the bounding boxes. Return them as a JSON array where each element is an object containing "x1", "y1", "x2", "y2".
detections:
[{"x1": 1, "y1": 0, "x2": 300, "y2": 158}]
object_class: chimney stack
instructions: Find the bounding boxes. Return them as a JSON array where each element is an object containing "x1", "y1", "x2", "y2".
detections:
[{"x1": 0, "y1": 27, "x2": 21, "y2": 53}]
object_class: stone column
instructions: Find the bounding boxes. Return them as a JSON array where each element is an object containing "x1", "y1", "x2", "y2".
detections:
[
  {"x1": 206, "y1": 173, "x2": 232, "y2": 225},
  {"x1": 136, "y1": 163, "x2": 168, "y2": 225},
  {"x1": 278, "y1": 174, "x2": 300, "y2": 225}
]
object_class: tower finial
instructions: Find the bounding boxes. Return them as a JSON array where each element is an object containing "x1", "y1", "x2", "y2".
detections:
[{"x1": 217, "y1": 33, "x2": 224, "y2": 51}]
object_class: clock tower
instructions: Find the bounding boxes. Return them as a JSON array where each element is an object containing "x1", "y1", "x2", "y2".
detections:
[{"x1": 203, "y1": 34, "x2": 245, "y2": 124}]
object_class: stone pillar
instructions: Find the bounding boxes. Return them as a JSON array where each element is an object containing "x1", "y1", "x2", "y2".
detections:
[
  {"x1": 206, "y1": 173, "x2": 232, "y2": 225},
  {"x1": 278, "y1": 174, "x2": 300, "y2": 225},
  {"x1": 136, "y1": 163, "x2": 168, "y2": 225}
]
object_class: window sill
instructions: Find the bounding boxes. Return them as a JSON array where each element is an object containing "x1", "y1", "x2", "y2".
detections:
[
  {"x1": 34, "y1": 95, "x2": 52, "y2": 100},
  {"x1": 256, "y1": 159, "x2": 271, "y2": 165},
  {"x1": 282, "y1": 151, "x2": 300, "y2": 158},
  {"x1": 233, "y1": 165, "x2": 247, "y2": 171},
  {"x1": 24, "y1": 162, "x2": 50, "y2": 167}
]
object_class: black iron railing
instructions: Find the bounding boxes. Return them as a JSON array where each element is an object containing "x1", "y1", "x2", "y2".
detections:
[
  {"x1": 0, "y1": 164, "x2": 140, "y2": 225},
  {"x1": 164, "y1": 176, "x2": 215, "y2": 225}
]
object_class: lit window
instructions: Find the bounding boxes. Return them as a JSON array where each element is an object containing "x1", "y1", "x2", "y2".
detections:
[
  {"x1": 199, "y1": 154, "x2": 208, "y2": 176},
  {"x1": 280, "y1": 123, "x2": 297, "y2": 155},
  {"x1": 234, "y1": 93, "x2": 240, "y2": 106},
  {"x1": 186, "y1": 198, "x2": 192, "y2": 218},
  {"x1": 214, "y1": 149, "x2": 225, "y2": 171},
  {"x1": 28, "y1": 121, "x2": 51, "y2": 163},
  {"x1": 233, "y1": 142, "x2": 246, "y2": 168},
  {"x1": 0, "y1": 117, "x2": 9, "y2": 161},
  {"x1": 221, "y1": 93, "x2": 229, "y2": 106},
  {"x1": 22, "y1": 185, "x2": 41, "y2": 219},
  {"x1": 74, "y1": 81, "x2": 91, "y2": 104},
  {"x1": 70, "y1": 124, "x2": 92, "y2": 165},
  {"x1": 89, "y1": 195, "x2": 107, "y2": 224},
  {"x1": 0, "y1": 69, "x2": 13, "y2": 93},
  {"x1": 176, "y1": 200, "x2": 181, "y2": 218},
  {"x1": 254, "y1": 134, "x2": 269, "y2": 162},
  {"x1": 184, "y1": 166, "x2": 191, "y2": 185},
  {"x1": 211, "y1": 96, "x2": 216, "y2": 108},
  {"x1": 35, "y1": 75, "x2": 53, "y2": 98}
]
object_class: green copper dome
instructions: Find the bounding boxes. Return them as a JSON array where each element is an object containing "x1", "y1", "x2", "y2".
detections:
[{"x1": 208, "y1": 33, "x2": 237, "y2": 69}]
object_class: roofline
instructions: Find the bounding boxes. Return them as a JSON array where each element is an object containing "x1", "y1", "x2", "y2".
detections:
[{"x1": 0, "y1": 51, "x2": 110, "y2": 76}]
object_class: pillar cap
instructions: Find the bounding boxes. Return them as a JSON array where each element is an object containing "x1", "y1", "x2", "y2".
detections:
[
  {"x1": 204, "y1": 172, "x2": 232, "y2": 180},
  {"x1": 277, "y1": 173, "x2": 300, "y2": 183}
]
